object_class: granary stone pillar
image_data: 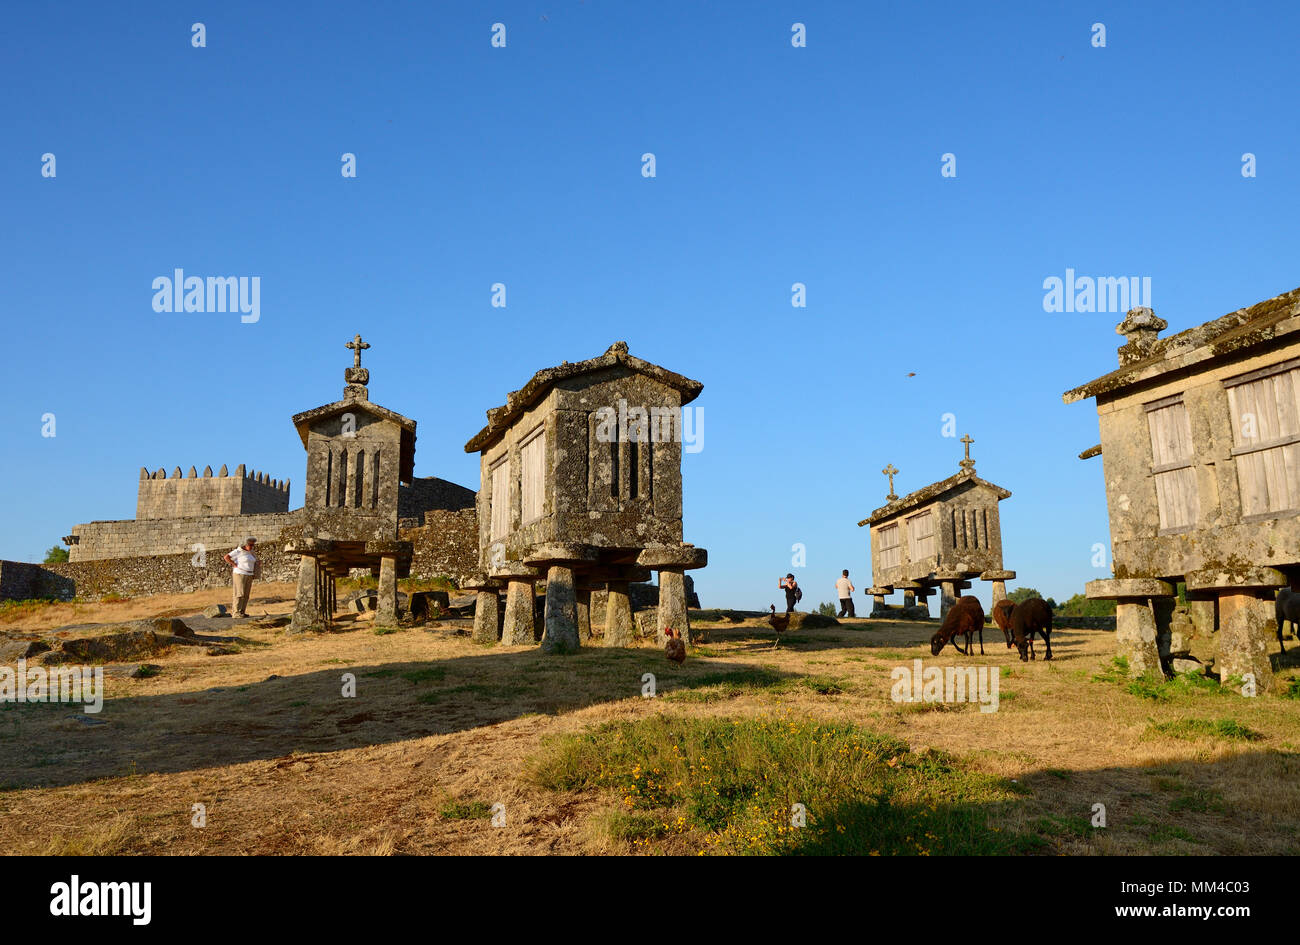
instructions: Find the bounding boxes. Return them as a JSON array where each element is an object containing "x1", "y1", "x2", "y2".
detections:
[
  {"x1": 524, "y1": 545, "x2": 598, "y2": 655},
  {"x1": 502, "y1": 580, "x2": 536, "y2": 645},
  {"x1": 490, "y1": 562, "x2": 541, "y2": 646},
  {"x1": 1216, "y1": 592, "x2": 1274, "y2": 692},
  {"x1": 376, "y1": 555, "x2": 398, "y2": 628},
  {"x1": 289, "y1": 555, "x2": 318, "y2": 632},
  {"x1": 657, "y1": 569, "x2": 689, "y2": 644},
  {"x1": 903, "y1": 590, "x2": 916, "y2": 608},
  {"x1": 286, "y1": 539, "x2": 334, "y2": 633},
  {"x1": 541, "y1": 565, "x2": 580, "y2": 654},
  {"x1": 1187, "y1": 598, "x2": 1216, "y2": 639},
  {"x1": 604, "y1": 580, "x2": 636, "y2": 647},
  {"x1": 981, "y1": 570, "x2": 1016, "y2": 606},
  {"x1": 936, "y1": 572, "x2": 963, "y2": 618},
  {"x1": 462, "y1": 573, "x2": 500, "y2": 645},
  {"x1": 575, "y1": 587, "x2": 593, "y2": 641},
  {"x1": 639, "y1": 545, "x2": 708, "y2": 645},
  {"x1": 1187, "y1": 568, "x2": 1285, "y2": 694},
  {"x1": 1087, "y1": 578, "x2": 1174, "y2": 678},
  {"x1": 866, "y1": 587, "x2": 892, "y2": 617}
]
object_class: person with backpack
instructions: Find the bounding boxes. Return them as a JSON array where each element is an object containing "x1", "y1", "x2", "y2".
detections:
[{"x1": 778, "y1": 573, "x2": 802, "y2": 614}]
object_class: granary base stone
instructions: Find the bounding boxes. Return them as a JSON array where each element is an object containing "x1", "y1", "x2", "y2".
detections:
[
  {"x1": 375, "y1": 555, "x2": 398, "y2": 627},
  {"x1": 472, "y1": 590, "x2": 500, "y2": 644},
  {"x1": 656, "y1": 569, "x2": 690, "y2": 644},
  {"x1": 541, "y1": 565, "x2": 580, "y2": 654},
  {"x1": 289, "y1": 556, "x2": 322, "y2": 633},
  {"x1": 1217, "y1": 591, "x2": 1273, "y2": 693},
  {"x1": 939, "y1": 581, "x2": 958, "y2": 618},
  {"x1": 604, "y1": 580, "x2": 636, "y2": 647},
  {"x1": 576, "y1": 588, "x2": 592, "y2": 641},
  {"x1": 501, "y1": 579, "x2": 536, "y2": 646},
  {"x1": 1114, "y1": 601, "x2": 1165, "y2": 678}
]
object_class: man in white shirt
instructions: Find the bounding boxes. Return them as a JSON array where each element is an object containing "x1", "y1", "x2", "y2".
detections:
[
  {"x1": 223, "y1": 537, "x2": 259, "y2": 618},
  {"x1": 835, "y1": 570, "x2": 856, "y2": 618}
]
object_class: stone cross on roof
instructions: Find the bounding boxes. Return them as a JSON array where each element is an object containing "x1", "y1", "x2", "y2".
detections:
[
  {"x1": 882, "y1": 463, "x2": 899, "y2": 501},
  {"x1": 959, "y1": 434, "x2": 976, "y2": 471},
  {"x1": 346, "y1": 333, "x2": 371, "y2": 369}
]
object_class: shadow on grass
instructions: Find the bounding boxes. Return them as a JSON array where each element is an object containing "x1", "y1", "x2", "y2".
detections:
[{"x1": 0, "y1": 645, "x2": 804, "y2": 791}]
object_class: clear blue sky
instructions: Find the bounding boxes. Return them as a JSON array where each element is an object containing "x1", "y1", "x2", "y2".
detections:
[{"x1": 4, "y1": 0, "x2": 1298, "y2": 610}]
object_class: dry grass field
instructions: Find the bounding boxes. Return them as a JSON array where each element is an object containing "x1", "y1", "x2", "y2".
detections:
[{"x1": 1, "y1": 584, "x2": 1298, "y2": 855}]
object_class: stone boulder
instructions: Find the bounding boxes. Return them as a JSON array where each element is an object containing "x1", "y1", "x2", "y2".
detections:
[
  {"x1": 202, "y1": 604, "x2": 230, "y2": 618},
  {"x1": 409, "y1": 590, "x2": 451, "y2": 619},
  {"x1": 0, "y1": 639, "x2": 52, "y2": 662},
  {"x1": 58, "y1": 630, "x2": 173, "y2": 663}
]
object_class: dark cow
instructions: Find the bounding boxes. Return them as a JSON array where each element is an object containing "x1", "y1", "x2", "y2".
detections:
[
  {"x1": 1275, "y1": 588, "x2": 1300, "y2": 653},
  {"x1": 1009, "y1": 597, "x2": 1053, "y2": 662},
  {"x1": 991, "y1": 598, "x2": 1016, "y2": 649},
  {"x1": 930, "y1": 596, "x2": 987, "y2": 656}
]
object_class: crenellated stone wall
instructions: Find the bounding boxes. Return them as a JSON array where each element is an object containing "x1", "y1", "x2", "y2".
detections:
[{"x1": 136, "y1": 464, "x2": 290, "y2": 519}]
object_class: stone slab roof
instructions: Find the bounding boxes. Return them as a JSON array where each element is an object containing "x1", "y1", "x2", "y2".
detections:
[
  {"x1": 291, "y1": 398, "x2": 416, "y2": 482},
  {"x1": 464, "y1": 341, "x2": 704, "y2": 453},
  {"x1": 1062, "y1": 285, "x2": 1300, "y2": 404},
  {"x1": 858, "y1": 469, "x2": 1011, "y2": 527}
]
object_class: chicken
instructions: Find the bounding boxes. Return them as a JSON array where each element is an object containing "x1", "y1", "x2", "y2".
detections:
[
  {"x1": 768, "y1": 604, "x2": 792, "y2": 648},
  {"x1": 664, "y1": 626, "x2": 686, "y2": 664}
]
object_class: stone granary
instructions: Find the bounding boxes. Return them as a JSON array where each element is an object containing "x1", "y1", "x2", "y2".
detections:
[
  {"x1": 1064, "y1": 288, "x2": 1300, "y2": 691},
  {"x1": 858, "y1": 437, "x2": 1016, "y2": 618},
  {"x1": 463, "y1": 341, "x2": 707, "y2": 654},
  {"x1": 284, "y1": 334, "x2": 416, "y2": 631}
]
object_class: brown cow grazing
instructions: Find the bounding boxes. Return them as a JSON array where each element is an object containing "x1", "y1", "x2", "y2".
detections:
[
  {"x1": 991, "y1": 599, "x2": 1016, "y2": 649},
  {"x1": 1010, "y1": 597, "x2": 1053, "y2": 662},
  {"x1": 930, "y1": 596, "x2": 987, "y2": 656}
]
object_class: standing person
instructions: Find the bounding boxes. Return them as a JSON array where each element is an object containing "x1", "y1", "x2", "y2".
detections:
[
  {"x1": 778, "y1": 573, "x2": 801, "y2": 614},
  {"x1": 223, "y1": 537, "x2": 259, "y2": 618},
  {"x1": 835, "y1": 569, "x2": 856, "y2": 618}
]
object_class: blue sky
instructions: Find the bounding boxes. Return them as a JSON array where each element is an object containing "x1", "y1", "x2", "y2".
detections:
[{"x1": 4, "y1": 0, "x2": 1298, "y2": 610}]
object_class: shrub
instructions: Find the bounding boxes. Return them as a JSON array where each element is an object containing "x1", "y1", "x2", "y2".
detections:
[
  {"x1": 43, "y1": 546, "x2": 69, "y2": 564},
  {"x1": 528, "y1": 715, "x2": 1037, "y2": 855},
  {"x1": 817, "y1": 602, "x2": 837, "y2": 617}
]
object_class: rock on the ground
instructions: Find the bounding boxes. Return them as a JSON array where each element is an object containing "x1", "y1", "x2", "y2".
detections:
[
  {"x1": 1171, "y1": 656, "x2": 1205, "y2": 675},
  {"x1": 0, "y1": 639, "x2": 52, "y2": 661},
  {"x1": 201, "y1": 604, "x2": 230, "y2": 618}
]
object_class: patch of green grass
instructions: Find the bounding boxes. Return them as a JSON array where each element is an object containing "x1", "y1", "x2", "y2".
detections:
[
  {"x1": 132, "y1": 664, "x2": 161, "y2": 679},
  {"x1": 797, "y1": 675, "x2": 848, "y2": 695},
  {"x1": 1145, "y1": 718, "x2": 1264, "y2": 742},
  {"x1": 527, "y1": 715, "x2": 1039, "y2": 855},
  {"x1": 1043, "y1": 768, "x2": 1071, "y2": 781},
  {"x1": 1148, "y1": 823, "x2": 1198, "y2": 844},
  {"x1": 417, "y1": 682, "x2": 532, "y2": 705},
  {"x1": 400, "y1": 668, "x2": 446, "y2": 684},
  {"x1": 440, "y1": 799, "x2": 493, "y2": 820},
  {"x1": 662, "y1": 668, "x2": 786, "y2": 703},
  {"x1": 1281, "y1": 676, "x2": 1300, "y2": 700},
  {"x1": 1152, "y1": 776, "x2": 1186, "y2": 792},
  {"x1": 1093, "y1": 656, "x2": 1228, "y2": 702},
  {"x1": 1169, "y1": 789, "x2": 1227, "y2": 814},
  {"x1": 373, "y1": 626, "x2": 401, "y2": 636}
]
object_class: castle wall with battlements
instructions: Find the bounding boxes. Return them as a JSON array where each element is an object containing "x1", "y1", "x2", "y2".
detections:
[{"x1": 136, "y1": 464, "x2": 290, "y2": 520}]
